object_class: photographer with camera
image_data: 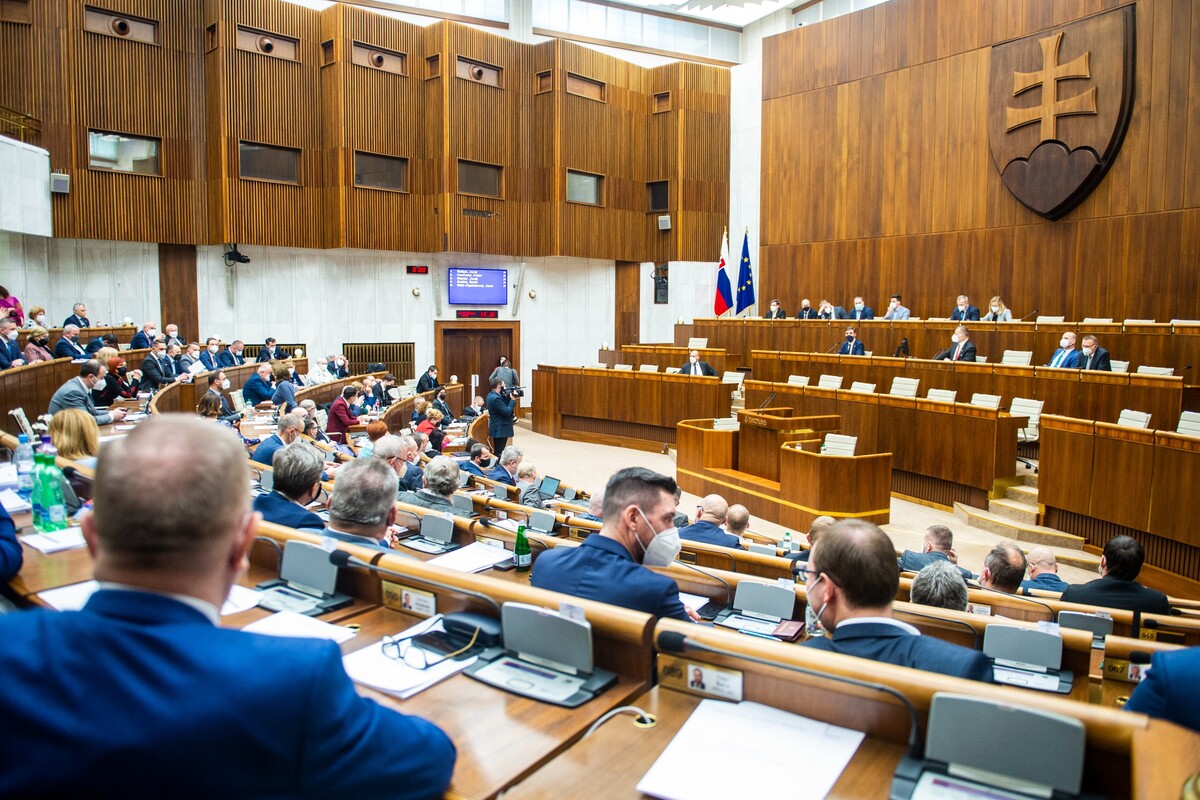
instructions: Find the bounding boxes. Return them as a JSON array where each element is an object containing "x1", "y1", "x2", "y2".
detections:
[{"x1": 486, "y1": 375, "x2": 519, "y2": 455}]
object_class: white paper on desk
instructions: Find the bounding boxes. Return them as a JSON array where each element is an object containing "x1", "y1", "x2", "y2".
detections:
[
  {"x1": 0, "y1": 463, "x2": 17, "y2": 490},
  {"x1": 0, "y1": 488, "x2": 31, "y2": 514},
  {"x1": 114, "y1": 424, "x2": 137, "y2": 431},
  {"x1": 241, "y1": 610, "x2": 357, "y2": 643},
  {"x1": 188, "y1": 361, "x2": 207, "y2": 375},
  {"x1": 484, "y1": 517, "x2": 520, "y2": 533},
  {"x1": 39, "y1": 580, "x2": 99, "y2": 610},
  {"x1": 428, "y1": 541, "x2": 516, "y2": 573},
  {"x1": 21, "y1": 526, "x2": 86, "y2": 554},
  {"x1": 342, "y1": 616, "x2": 476, "y2": 700},
  {"x1": 221, "y1": 584, "x2": 263, "y2": 616},
  {"x1": 678, "y1": 592, "x2": 709, "y2": 611},
  {"x1": 98, "y1": 434, "x2": 127, "y2": 443},
  {"x1": 636, "y1": 699, "x2": 865, "y2": 800}
]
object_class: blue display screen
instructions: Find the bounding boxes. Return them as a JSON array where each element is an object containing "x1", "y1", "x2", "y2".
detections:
[{"x1": 448, "y1": 268, "x2": 508, "y2": 305}]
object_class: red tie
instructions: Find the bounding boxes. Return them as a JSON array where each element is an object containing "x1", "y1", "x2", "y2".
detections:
[{"x1": 953, "y1": 344, "x2": 961, "y2": 361}]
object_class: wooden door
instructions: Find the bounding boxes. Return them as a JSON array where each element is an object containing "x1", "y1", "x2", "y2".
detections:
[{"x1": 435, "y1": 321, "x2": 520, "y2": 404}]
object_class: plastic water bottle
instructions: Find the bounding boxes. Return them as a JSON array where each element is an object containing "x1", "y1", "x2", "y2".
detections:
[
  {"x1": 34, "y1": 447, "x2": 67, "y2": 534},
  {"x1": 782, "y1": 531, "x2": 793, "y2": 552},
  {"x1": 14, "y1": 433, "x2": 34, "y2": 501}
]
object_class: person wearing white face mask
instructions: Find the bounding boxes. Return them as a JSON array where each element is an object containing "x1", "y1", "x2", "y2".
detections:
[
  {"x1": 932, "y1": 325, "x2": 977, "y2": 362},
  {"x1": 948, "y1": 294, "x2": 980, "y2": 322},
  {"x1": 981, "y1": 296, "x2": 1012, "y2": 322},
  {"x1": 0, "y1": 318, "x2": 25, "y2": 370},
  {"x1": 202, "y1": 370, "x2": 241, "y2": 421},
  {"x1": 1046, "y1": 331, "x2": 1079, "y2": 369},
  {"x1": 531, "y1": 467, "x2": 699, "y2": 622},
  {"x1": 200, "y1": 337, "x2": 222, "y2": 371},
  {"x1": 679, "y1": 349, "x2": 717, "y2": 377},
  {"x1": 129, "y1": 322, "x2": 158, "y2": 351},
  {"x1": 848, "y1": 295, "x2": 874, "y2": 320},
  {"x1": 48, "y1": 360, "x2": 128, "y2": 425},
  {"x1": 1078, "y1": 333, "x2": 1112, "y2": 371},
  {"x1": 327, "y1": 354, "x2": 350, "y2": 379},
  {"x1": 800, "y1": 519, "x2": 992, "y2": 682}
]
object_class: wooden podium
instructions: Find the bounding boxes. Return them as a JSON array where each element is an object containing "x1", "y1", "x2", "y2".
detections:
[{"x1": 736, "y1": 407, "x2": 839, "y2": 481}]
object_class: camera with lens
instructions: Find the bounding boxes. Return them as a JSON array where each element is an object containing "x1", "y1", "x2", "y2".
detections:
[{"x1": 502, "y1": 385, "x2": 526, "y2": 399}]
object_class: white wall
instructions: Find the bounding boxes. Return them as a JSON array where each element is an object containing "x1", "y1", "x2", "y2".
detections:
[
  {"x1": 0, "y1": 137, "x2": 52, "y2": 238},
  {"x1": 0, "y1": 233, "x2": 159, "y2": 326}
]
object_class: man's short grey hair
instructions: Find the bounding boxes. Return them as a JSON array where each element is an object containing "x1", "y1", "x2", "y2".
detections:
[
  {"x1": 725, "y1": 504, "x2": 750, "y2": 535},
  {"x1": 910, "y1": 560, "x2": 969, "y2": 611},
  {"x1": 277, "y1": 412, "x2": 305, "y2": 433},
  {"x1": 499, "y1": 446, "x2": 522, "y2": 467},
  {"x1": 423, "y1": 456, "x2": 461, "y2": 497},
  {"x1": 329, "y1": 458, "x2": 397, "y2": 528},
  {"x1": 271, "y1": 441, "x2": 324, "y2": 500},
  {"x1": 588, "y1": 490, "x2": 604, "y2": 518},
  {"x1": 372, "y1": 434, "x2": 406, "y2": 462},
  {"x1": 63, "y1": 323, "x2": 80, "y2": 336},
  {"x1": 925, "y1": 525, "x2": 954, "y2": 552},
  {"x1": 983, "y1": 541, "x2": 1028, "y2": 593},
  {"x1": 516, "y1": 462, "x2": 537, "y2": 481}
]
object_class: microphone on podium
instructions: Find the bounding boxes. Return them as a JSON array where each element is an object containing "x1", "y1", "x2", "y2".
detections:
[{"x1": 1018, "y1": 308, "x2": 1041, "y2": 322}]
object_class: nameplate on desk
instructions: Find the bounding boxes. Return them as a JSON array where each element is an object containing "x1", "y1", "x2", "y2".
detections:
[
  {"x1": 658, "y1": 655, "x2": 743, "y2": 702},
  {"x1": 966, "y1": 603, "x2": 991, "y2": 616},
  {"x1": 382, "y1": 581, "x2": 437, "y2": 618},
  {"x1": 1101, "y1": 658, "x2": 1150, "y2": 684}
]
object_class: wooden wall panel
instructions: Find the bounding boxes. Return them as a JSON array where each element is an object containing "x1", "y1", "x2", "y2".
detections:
[{"x1": 761, "y1": 0, "x2": 1200, "y2": 323}]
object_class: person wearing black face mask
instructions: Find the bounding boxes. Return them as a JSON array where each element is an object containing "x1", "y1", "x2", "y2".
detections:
[
  {"x1": 93, "y1": 356, "x2": 142, "y2": 406},
  {"x1": 431, "y1": 388, "x2": 453, "y2": 425},
  {"x1": 23, "y1": 326, "x2": 55, "y2": 364},
  {"x1": 837, "y1": 326, "x2": 866, "y2": 356}
]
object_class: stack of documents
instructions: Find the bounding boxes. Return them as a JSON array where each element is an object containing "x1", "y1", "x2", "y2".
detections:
[
  {"x1": 428, "y1": 541, "x2": 515, "y2": 573},
  {"x1": 241, "y1": 610, "x2": 357, "y2": 642},
  {"x1": 0, "y1": 488, "x2": 31, "y2": 514},
  {"x1": 20, "y1": 526, "x2": 86, "y2": 554},
  {"x1": 0, "y1": 463, "x2": 18, "y2": 491},
  {"x1": 342, "y1": 616, "x2": 475, "y2": 700},
  {"x1": 637, "y1": 700, "x2": 864, "y2": 800}
]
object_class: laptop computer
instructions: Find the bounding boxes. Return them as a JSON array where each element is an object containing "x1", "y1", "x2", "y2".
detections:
[
  {"x1": 538, "y1": 475, "x2": 561, "y2": 499},
  {"x1": 983, "y1": 625, "x2": 1072, "y2": 694},
  {"x1": 465, "y1": 602, "x2": 617, "y2": 708},
  {"x1": 400, "y1": 513, "x2": 461, "y2": 555},
  {"x1": 713, "y1": 580, "x2": 796, "y2": 636}
]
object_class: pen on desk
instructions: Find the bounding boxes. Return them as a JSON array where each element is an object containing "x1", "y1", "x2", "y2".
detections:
[{"x1": 737, "y1": 629, "x2": 780, "y2": 640}]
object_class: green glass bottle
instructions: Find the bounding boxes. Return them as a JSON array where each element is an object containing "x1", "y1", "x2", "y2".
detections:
[{"x1": 514, "y1": 524, "x2": 532, "y2": 573}]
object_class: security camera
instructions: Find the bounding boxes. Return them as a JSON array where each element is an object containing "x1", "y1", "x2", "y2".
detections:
[{"x1": 224, "y1": 244, "x2": 250, "y2": 265}]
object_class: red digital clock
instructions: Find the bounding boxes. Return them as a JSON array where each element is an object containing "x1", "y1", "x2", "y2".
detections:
[
  {"x1": 406, "y1": 265, "x2": 430, "y2": 274},
  {"x1": 456, "y1": 310, "x2": 499, "y2": 319}
]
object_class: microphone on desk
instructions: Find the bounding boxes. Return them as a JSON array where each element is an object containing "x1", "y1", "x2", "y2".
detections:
[
  {"x1": 756, "y1": 391, "x2": 777, "y2": 411},
  {"x1": 656, "y1": 629, "x2": 924, "y2": 758},
  {"x1": 670, "y1": 559, "x2": 734, "y2": 614},
  {"x1": 825, "y1": 340, "x2": 843, "y2": 354},
  {"x1": 328, "y1": 549, "x2": 503, "y2": 616},
  {"x1": 1018, "y1": 309, "x2": 1041, "y2": 322},
  {"x1": 479, "y1": 517, "x2": 550, "y2": 553}
]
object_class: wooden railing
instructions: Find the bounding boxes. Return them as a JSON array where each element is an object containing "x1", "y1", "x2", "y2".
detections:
[{"x1": 0, "y1": 105, "x2": 41, "y2": 145}]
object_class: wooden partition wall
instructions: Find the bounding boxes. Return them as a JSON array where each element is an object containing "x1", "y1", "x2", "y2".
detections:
[
  {"x1": 760, "y1": 0, "x2": 1200, "y2": 323},
  {"x1": 0, "y1": 1, "x2": 729, "y2": 263}
]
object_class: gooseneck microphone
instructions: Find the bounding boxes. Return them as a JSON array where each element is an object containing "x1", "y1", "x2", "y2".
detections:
[
  {"x1": 1018, "y1": 308, "x2": 1041, "y2": 322},
  {"x1": 669, "y1": 559, "x2": 734, "y2": 607},
  {"x1": 656, "y1": 629, "x2": 923, "y2": 758},
  {"x1": 329, "y1": 549, "x2": 502, "y2": 616},
  {"x1": 479, "y1": 517, "x2": 549, "y2": 554}
]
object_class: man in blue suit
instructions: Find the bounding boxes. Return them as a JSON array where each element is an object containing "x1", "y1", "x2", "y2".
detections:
[
  {"x1": 486, "y1": 375, "x2": 517, "y2": 455},
  {"x1": 1046, "y1": 331, "x2": 1079, "y2": 368},
  {"x1": 898, "y1": 525, "x2": 972, "y2": 580},
  {"x1": 324, "y1": 456, "x2": 403, "y2": 552},
  {"x1": 949, "y1": 294, "x2": 981, "y2": 321},
  {"x1": 1125, "y1": 647, "x2": 1200, "y2": 733},
  {"x1": 0, "y1": 505, "x2": 20, "y2": 582},
  {"x1": 200, "y1": 337, "x2": 222, "y2": 371},
  {"x1": 837, "y1": 326, "x2": 866, "y2": 356},
  {"x1": 218, "y1": 339, "x2": 247, "y2": 368},
  {"x1": 679, "y1": 494, "x2": 743, "y2": 550},
  {"x1": 1078, "y1": 334, "x2": 1112, "y2": 371},
  {"x1": 460, "y1": 443, "x2": 492, "y2": 479},
  {"x1": 802, "y1": 519, "x2": 993, "y2": 682},
  {"x1": 1019, "y1": 547, "x2": 1070, "y2": 595},
  {"x1": 533, "y1": 466, "x2": 698, "y2": 622},
  {"x1": 847, "y1": 296, "x2": 874, "y2": 320},
  {"x1": 0, "y1": 414, "x2": 454, "y2": 798},
  {"x1": 253, "y1": 437, "x2": 327, "y2": 531},
  {"x1": 242, "y1": 362, "x2": 276, "y2": 406},
  {"x1": 488, "y1": 445, "x2": 521, "y2": 486},
  {"x1": 129, "y1": 322, "x2": 157, "y2": 350},
  {"x1": 251, "y1": 412, "x2": 304, "y2": 467},
  {"x1": 0, "y1": 318, "x2": 24, "y2": 369},
  {"x1": 63, "y1": 302, "x2": 90, "y2": 328},
  {"x1": 54, "y1": 323, "x2": 89, "y2": 359},
  {"x1": 257, "y1": 336, "x2": 281, "y2": 362}
]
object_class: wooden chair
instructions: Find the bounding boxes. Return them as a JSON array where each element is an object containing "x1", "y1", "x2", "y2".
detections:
[
  {"x1": 1116, "y1": 409, "x2": 1151, "y2": 429},
  {"x1": 888, "y1": 377, "x2": 919, "y2": 398}
]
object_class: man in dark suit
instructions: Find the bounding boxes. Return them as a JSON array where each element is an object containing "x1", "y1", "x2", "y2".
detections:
[
  {"x1": 416, "y1": 365, "x2": 440, "y2": 394},
  {"x1": 1019, "y1": 547, "x2": 1070, "y2": 595},
  {"x1": 949, "y1": 295, "x2": 981, "y2": 321},
  {"x1": 327, "y1": 354, "x2": 350, "y2": 379},
  {"x1": 252, "y1": 436, "x2": 326, "y2": 531},
  {"x1": 488, "y1": 445, "x2": 521, "y2": 487},
  {"x1": 0, "y1": 416, "x2": 454, "y2": 798},
  {"x1": 431, "y1": 388, "x2": 453, "y2": 423},
  {"x1": 199, "y1": 337, "x2": 222, "y2": 371},
  {"x1": 848, "y1": 296, "x2": 874, "y2": 320},
  {"x1": 837, "y1": 326, "x2": 866, "y2": 356},
  {"x1": 373, "y1": 373, "x2": 397, "y2": 408},
  {"x1": 796, "y1": 299, "x2": 819, "y2": 319},
  {"x1": 486, "y1": 376, "x2": 517, "y2": 454},
  {"x1": 1060, "y1": 535, "x2": 1171, "y2": 615},
  {"x1": 680, "y1": 349, "x2": 718, "y2": 377},
  {"x1": 251, "y1": 412, "x2": 304, "y2": 467},
  {"x1": 1046, "y1": 331, "x2": 1079, "y2": 368},
  {"x1": 0, "y1": 318, "x2": 24, "y2": 369},
  {"x1": 932, "y1": 325, "x2": 977, "y2": 362},
  {"x1": 461, "y1": 394, "x2": 484, "y2": 420},
  {"x1": 217, "y1": 339, "x2": 246, "y2": 368},
  {"x1": 817, "y1": 300, "x2": 847, "y2": 320},
  {"x1": 679, "y1": 494, "x2": 743, "y2": 549},
  {"x1": 897, "y1": 525, "x2": 972, "y2": 579},
  {"x1": 203, "y1": 370, "x2": 240, "y2": 422},
  {"x1": 139, "y1": 338, "x2": 183, "y2": 392},
  {"x1": 802, "y1": 519, "x2": 992, "y2": 682},
  {"x1": 533, "y1": 467, "x2": 698, "y2": 622},
  {"x1": 48, "y1": 361, "x2": 127, "y2": 425},
  {"x1": 163, "y1": 323, "x2": 183, "y2": 349},
  {"x1": 62, "y1": 303, "x2": 90, "y2": 329},
  {"x1": 85, "y1": 332, "x2": 119, "y2": 356},
  {"x1": 129, "y1": 322, "x2": 157, "y2": 351},
  {"x1": 1079, "y1": 334, "x2": 1112, "y2": 371},
  {"x1": 1125, "y1": 646, "x2": 1200, "y2": 733},
  {"x1": 54, "y1": 324, "x2": 89, "y2": 359},
  {"x1": 460, "y1": 443, "x2": 492, "y2": 478},
  {"x1": 241, "y1": 363, "x2": 275, "y2": 406},
  {"x1": 257, "y1": 337, "x2": 281, "y2": 362},
  {"x1": 323, "y1": 457, "x2": 407, "y2": 552},
  {"x1": 765, "y1": 299, "x2": 787, "y2": 319}
]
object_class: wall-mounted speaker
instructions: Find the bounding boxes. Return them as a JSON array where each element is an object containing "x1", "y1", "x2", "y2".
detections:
[
  {"x1": 370, "y1": 51, "x2": 385, "y2": 68},
  {"x1": 50, "y1": 172, "x2": 70, "y2": 194},
  {"x1": 257, "y1": 36, "x2": 275, "y2": 54},
  {"x1": 110, "y1": 17, "x2": 131, "y2": 36},
  {"x1": 657, "y1": 214, "x2": 671, "y2": 231},
  {"x1": 470, "y1": 65, "x2": 485, "y2": 81}
]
